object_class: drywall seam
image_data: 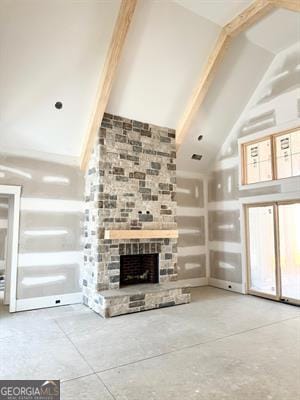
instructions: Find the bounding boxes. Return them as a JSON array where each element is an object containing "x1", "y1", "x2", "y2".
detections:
[
  {"x1": 208, "y1": 201, "x2": 239, "y2": 211},
  {"x1": 203, "y1": 176, "x2": 210, "y2": 279},
  {"x1": 18, "y1": 251, "x2": 82, "y2": 268},
  {"x1": 208, "y1": 278, "x2": 245, "y2": 294},
  {"x1": 15, "y1": 292, "x2": 82, "y2": 312},
  {"x1": 20, "y1": 198, "x2": 84, "y2": 213},
  {"x1": 209, "y1": 241, "x2": 242, "y2": 253},
  {"x1": 177, "y1": 277, "x2": 208, "y2": 287}
]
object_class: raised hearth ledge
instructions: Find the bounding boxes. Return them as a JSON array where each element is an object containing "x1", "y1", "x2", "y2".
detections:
[
  {"x1": 104, "y1": 229, "x2": 178, "y2": 240},
  {"x1": 95, "y1": 282, "x2": 191, "y2": 318}
]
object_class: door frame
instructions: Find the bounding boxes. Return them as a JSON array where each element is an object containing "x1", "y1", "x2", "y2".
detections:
[
  {"x1": 277, "y1": 199, "x2": 300, "y2": 305},
  {"x1": 244, "y1": 202, "x2": 280, "y2": 301},
  {"x1": 0, "y1": 185, "x2": 21, "y2": 312},
  {"x1": 240, "y1": 191, "x2": 300, "y2": 305}
]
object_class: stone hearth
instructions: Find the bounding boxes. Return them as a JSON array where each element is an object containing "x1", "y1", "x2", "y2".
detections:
[
  {"x1": 83, "y1": 112, "x2": 191, "y2": 317},
  {"x1": 96, "y1": 282, "x2": 191, "y2": 318}
]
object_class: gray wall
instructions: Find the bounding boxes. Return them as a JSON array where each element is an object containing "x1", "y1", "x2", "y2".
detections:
[
  {"x1": 177, "y1": 173, "x2": 207, "y2": 281},
  {"x1": 207, "y1": 44, "x2": 300, "y2": 286},
  {"x1": 0, "y1": 153, "x2": 84, "y2": 300}
]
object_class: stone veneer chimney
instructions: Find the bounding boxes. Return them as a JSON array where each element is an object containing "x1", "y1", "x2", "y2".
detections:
[{"x1": 83, "y1": 113, "x2": 183, "y2": 315}]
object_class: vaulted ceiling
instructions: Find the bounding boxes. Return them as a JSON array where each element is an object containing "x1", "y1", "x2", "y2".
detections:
[
  {"x1": 0, "y1": 0, "x2": 121, "y2": 161},
  {"x1": 0, "y1": 0, "x2": 299, "y2": 172}
]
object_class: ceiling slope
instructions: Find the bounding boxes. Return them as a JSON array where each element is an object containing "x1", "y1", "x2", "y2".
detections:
[
  {"x1": 177, "y1": 34, "x2": 274, "y2": 173},
  {"x1": 174, "y1": 0, "x2": 253, "y2": 26},
  {"x1": 0, "y1": 0, "x2": 298, "y2": 168},
  {"x1": 0, "y1": 0, "x2": 120, "y2": 159},
  {"x1": 216, "y1": 43, "x2": 300, "y2": 162},
  {"x1": 245, "y1": 8, "x2": 300, "y2": 53},
  {"x1": 107, "y1": 0, "x2": 221, "y2": 128},
  {"x1": 80, "y1": 0, "x2": 137, "y2": 170}
]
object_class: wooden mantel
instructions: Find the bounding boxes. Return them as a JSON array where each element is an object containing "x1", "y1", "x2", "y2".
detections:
[{"x1": 104, "y1": 229, "x2": 178, "y2": 240}]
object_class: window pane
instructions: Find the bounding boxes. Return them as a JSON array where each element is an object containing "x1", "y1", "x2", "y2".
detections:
[
  {"x1": 292, "y1": 153, "x2": 300, "y2": 176},
  {"x1": 291, "y1": 130, "x2": 300, "y2": 177},
  {"x1": 277, "y1": 155, "x2": 292, "y2": 179},
  {"x1": 276, "y1": 130, "x2": 300, "y2": 179},
  {"x1": 246, "y1": 143, "x2": 259, "y2": 164},
  {"x1": 278, "y1": 203, "x2": 300, "y2": 301},
  {"x1": 291, "y1": 130, "x2": 300, "y2": 155},
  {"x1": 257, "y1": 139, "x2": 272, "y2": 162},
  {"x1": 248, "y1": 205, "x2": 276, "y2": 295},
  {"x1": 276, "y1": 133, "x2": 291, "y2": 159},
  {"x1": 246, "y1": 159, "x2": 272, "y2": 184},
  {"x1": 247, "y1": 162, "x2": 260, "y2": 184},
  {"x1": 246, "y1": 139, "x2": 271, "y2": 164},
  {"x1": 243, "y1": 130, "x2": 300, "y2": 185},
  {"x1": 245, "y1": 138, "x2": 272, "y2": 184},
  {"x1": 259, "y1": 160, "x2": 272, "y2": 181}
]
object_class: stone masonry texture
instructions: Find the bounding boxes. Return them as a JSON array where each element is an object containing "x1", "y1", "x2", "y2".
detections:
[{"x1": 83, "y1": 113, "x2": 178, "y2": 314}]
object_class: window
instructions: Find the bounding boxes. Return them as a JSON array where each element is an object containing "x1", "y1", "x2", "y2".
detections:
[
  {"x1": 246, "y1": 201, "x2": 300, "y2": 303},
  {"x1": 274, "y1": 130, "x2": 300, "y2": 178},
  {"x1": 244, "y1": 138, "x2": 272, "y2": 184},
  {"x1": 242, "y1": 127, "x2": 300, "y2": 185}
]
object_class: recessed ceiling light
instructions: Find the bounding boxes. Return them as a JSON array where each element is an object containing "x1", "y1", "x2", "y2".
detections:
[
  {"x1": 55, "y1": 101, "x2": 63, "y2": 110},
  {"x1": 198, "y1": 135, "x2": 203, "y2": 141},
  {"x1": 192, "y1": 154, "x2": 202, "y2": 160}
]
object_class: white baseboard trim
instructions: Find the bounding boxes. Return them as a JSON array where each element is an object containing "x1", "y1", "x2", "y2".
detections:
[
  {"x1": 178, "y1": 277, "x2": 208, "y2": 287},
  {"x1": 15, "y1": 292, "x2": 82, "y2": 312},
  {"x1": 208, "y1": 278, "x2": 245, "y2": 294}
]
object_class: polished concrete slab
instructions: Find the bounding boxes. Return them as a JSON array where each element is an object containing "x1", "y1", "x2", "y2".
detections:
[{"x1": 0, "y1": 287, "x2": 299, "y2": 399}]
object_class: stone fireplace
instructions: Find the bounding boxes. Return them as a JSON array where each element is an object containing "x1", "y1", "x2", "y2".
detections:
[{"x1": 83, "y1": 112, "x2": 191, "y2": 317}]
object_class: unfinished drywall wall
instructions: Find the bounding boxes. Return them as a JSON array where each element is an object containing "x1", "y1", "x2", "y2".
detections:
[
  {"x1": 210, "y1": 250, "x2": 242, "y2": 283},
  {"x1": 0, "y1": 197, "x2": 8, "y2": 260},
  {"x1": 0, "y1": 153, "x2": 84, "y2": 301},
  {"x1": 208, "y1": 44, "x2": 300, "y2": 290},
  {"x1": 0, "y1": 197, "x2": 8, "y2": 289},
  {"x1": 177, "y1": 172, "x2": 207, "y2": 282}
]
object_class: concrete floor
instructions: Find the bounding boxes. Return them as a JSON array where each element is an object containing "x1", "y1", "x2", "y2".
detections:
[{"x1": 0, "y1": 287, "x2": 299, "y2": 399}]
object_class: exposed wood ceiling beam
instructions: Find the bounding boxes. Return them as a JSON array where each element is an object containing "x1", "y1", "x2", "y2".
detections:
[
  {"x1": 80, "y1": 0, "x2": 137, "y2": 170},
  {"x1": 270, "y1": 0, "x2": 300, "y2": 12},
  {"x1": 176, "y1": 0, "x2": 299, "y2": 150},
  {"x1": 224, "y1": 0, "x2": 274, "y2": 37},
  {"x1": 176, "y1": 30, "x2": 232, "y2": 149}
]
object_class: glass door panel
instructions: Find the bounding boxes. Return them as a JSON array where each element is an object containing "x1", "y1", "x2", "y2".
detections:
[
  {"x1": 278, "y1": 202, "x2": 300, "y2": 301},
  {"x1": 248, "y1": 205, "x2": 277, "y2": 296}
]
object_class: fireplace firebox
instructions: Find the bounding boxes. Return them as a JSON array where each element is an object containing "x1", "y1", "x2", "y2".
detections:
[{"x1": 120, "y1": 253, "x2": 159, "y2": 287}]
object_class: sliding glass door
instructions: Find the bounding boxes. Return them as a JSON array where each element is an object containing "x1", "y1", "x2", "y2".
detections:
[
  {"x1": 278, "y1": 202, "x2": 300, "y2": 302},
  {"x1": 246, "y1": 201, "x2": 300, "y2": 304},
  {"x1": 247, "y1": 204, "x2": 278, "y2": 299}
]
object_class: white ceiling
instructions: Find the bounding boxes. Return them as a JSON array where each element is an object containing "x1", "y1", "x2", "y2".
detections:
[
  {"x1": 176, "y1": 1, "x2": 300, "y2": 54},
  {"x1": 0, "y1": 0, "x2": 298, "y2": 171},
  {"x1": 174, "y1": 0, "x2": 253, "y2": 26},
  {"x1": 0, "y1": 0, "x2": 120, "y2": 160},
  {"x1": 177, "y1": 34, "x2": 273, "y2": 173},
  {"x1": 107, "y1": 0, "x2": 221, "y2": 128},
  {"x1": 245, "y1": 8, "x2": 300, "y2": 54}
]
